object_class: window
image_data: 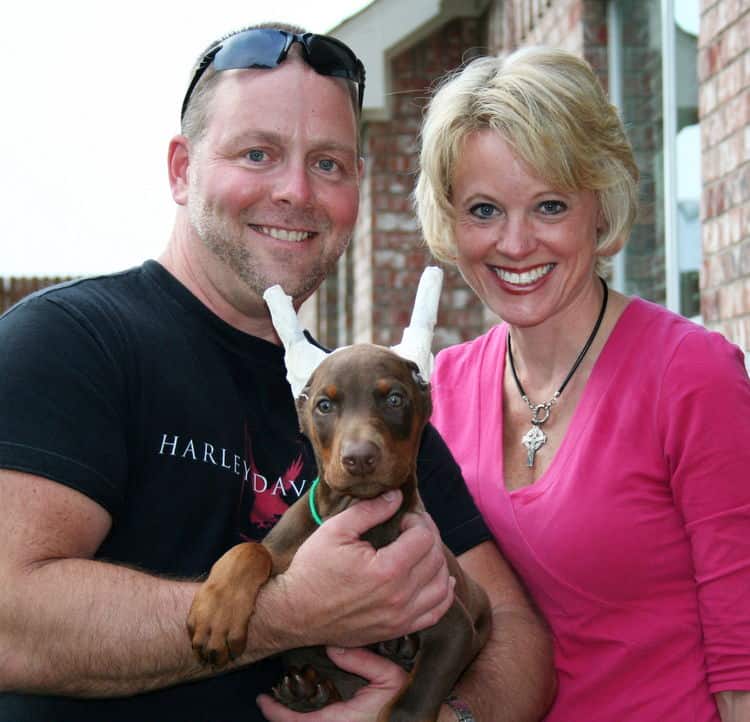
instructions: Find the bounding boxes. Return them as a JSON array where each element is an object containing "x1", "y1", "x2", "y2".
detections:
[{"x1": 608, "y1": 0, "x2": 701, "y2": 319}]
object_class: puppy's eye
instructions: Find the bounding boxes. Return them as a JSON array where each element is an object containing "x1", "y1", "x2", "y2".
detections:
[
  {"x1": 315, "y1": 398, "x2": 333, "y2": 414},
  {"x1": 385, "y1": 392, "x2": 404, "y2": 408}
]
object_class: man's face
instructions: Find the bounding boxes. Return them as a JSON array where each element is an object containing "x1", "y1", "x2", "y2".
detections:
[{"x1": 186, "y1": 57, "x2": 361, "y2": 307}]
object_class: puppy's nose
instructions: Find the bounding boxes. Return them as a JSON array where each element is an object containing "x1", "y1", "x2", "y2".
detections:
[{"x1": 341, "y1": 440, "x2": 381, "y2": 476}]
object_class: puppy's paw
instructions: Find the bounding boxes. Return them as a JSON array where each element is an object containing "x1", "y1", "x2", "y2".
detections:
[
  {"x1": 272, "y1": 665, "x2": 342, "y2": 711},
  {"x1": 186, "y1": 542, "x2": 272, "y2": 667},
  {"x1": 374, "y1": 634, "x2": 420, "y2": 669}
]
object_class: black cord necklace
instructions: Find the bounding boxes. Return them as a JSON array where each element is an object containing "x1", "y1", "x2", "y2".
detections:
[{"x1": 508, "y1": 277, "x2": 609, "y2": 468}]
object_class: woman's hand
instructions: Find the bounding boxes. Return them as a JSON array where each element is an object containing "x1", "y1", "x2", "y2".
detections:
[{"x1": 256, "y1": 646, "x2": 408, "y2": 722}]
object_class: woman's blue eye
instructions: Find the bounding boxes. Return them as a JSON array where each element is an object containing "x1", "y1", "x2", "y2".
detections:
[
  {"x1": 539, "y1": 200, "x2": 566, "y2": 215},
  {"x1": 471, "y1": 203, "x2": 497, "y2": 218}
]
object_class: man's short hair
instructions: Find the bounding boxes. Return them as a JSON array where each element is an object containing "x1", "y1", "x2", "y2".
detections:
[{"x1": 181, "y1": 22, "x2": 362, "y2": 144}]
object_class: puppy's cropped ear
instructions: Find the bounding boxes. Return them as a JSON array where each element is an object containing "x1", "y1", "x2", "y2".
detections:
[
  {"x1": 408, "y1": 363, "x2": 429, "y2": 391},
  {"x1": 295, "y1": 381, "x2": 313, "y2": 434},
  {"x1": 263, "y1": 285, "x2": 329, "y2": 398},
  {"x1": 295, "y1": 384, "x2": 311, "y2": 411},
  {"x1": 390, "y1": 266, "x2": 443, "y2": 381},
  {"x1": 405, "y1": 360, "x2": 432, "y2": 419}
]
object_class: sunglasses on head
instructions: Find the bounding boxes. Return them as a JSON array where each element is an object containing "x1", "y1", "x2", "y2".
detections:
[{"x1": 181, "y1": 28, "x2": 366, "y2": 120}]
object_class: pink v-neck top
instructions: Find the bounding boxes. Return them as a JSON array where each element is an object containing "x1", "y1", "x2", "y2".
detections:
[{"x1": 431, "y1": 297, "x2": 750, "y2": 721}]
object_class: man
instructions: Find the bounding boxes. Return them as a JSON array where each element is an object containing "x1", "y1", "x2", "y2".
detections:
[{"x1": 0, "y1": 23, "x2": 555, "y2": 722}]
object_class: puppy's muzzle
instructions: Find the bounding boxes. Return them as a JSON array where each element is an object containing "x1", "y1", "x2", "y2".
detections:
[{"x1": 341, "y1": 439, "x2": 381, "y2": 476}]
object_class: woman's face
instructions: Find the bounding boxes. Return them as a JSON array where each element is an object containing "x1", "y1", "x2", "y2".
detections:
[{"x1": 451, "y1": 129, "x2": 604, "y2": 329}]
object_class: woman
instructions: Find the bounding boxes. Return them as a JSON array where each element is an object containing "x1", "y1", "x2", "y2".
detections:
[{"x1": 415, "y1": 46, "x2": 750, "y2": 721}]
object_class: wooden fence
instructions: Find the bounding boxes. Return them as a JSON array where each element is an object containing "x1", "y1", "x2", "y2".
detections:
[{"x1": 0, "y1": 276, "x2": 76, "y2": 314}]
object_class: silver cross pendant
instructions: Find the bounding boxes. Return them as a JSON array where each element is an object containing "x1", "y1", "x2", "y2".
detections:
[{"x1": 521, "y1": 424, "x2": 547, "y2": 468}]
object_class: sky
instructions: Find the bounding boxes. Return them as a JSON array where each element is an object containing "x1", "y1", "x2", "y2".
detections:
[{"x1": 0, "y1": 0, "x2": 373, "y2": 278}]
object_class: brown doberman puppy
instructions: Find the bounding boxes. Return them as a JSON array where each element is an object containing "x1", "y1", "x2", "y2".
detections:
[{"x1": 187, "y1": 344, "x2": 491, "y2": 721}]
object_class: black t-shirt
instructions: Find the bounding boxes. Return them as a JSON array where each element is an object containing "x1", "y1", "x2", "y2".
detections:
[{"x1": 0, "y1": 261, "x2": 490, "y2": 721}]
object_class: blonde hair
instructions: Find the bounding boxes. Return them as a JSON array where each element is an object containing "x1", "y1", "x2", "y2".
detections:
[{"x1": 414, "y1": 46, "x2": 639, "y2": 273}]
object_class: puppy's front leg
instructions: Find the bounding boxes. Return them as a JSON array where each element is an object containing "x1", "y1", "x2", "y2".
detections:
[
  {"x1": 187, "y1": 542, "x2": 272, "y2": 667},
  {"x1": 187, "y1": 496, "x2": 314, "y2": 667}
]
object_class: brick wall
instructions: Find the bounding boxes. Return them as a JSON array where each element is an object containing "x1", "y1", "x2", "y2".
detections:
[
  {"x1": 502, "y1": 0, "x2": 584, "y2": 54},
  {"x1": 1, "y1": 276, "x2": 74, "y2": 314},
  {"x1": 351, "y1": 16, "x2": 489, "y2": 349},
  {"x1": 617, "y1": 0, "x2": 667, "y2": 305},
  {"x1": 698, "y1": 0, "x2": 750, "y2": 349}
]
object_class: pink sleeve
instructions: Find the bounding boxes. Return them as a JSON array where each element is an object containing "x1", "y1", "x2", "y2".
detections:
[{"x1": 661, "y1": 330, "x2": 750, "y2": 692}]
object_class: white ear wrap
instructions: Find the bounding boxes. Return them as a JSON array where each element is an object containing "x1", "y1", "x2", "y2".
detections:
[
  {"x1": 390, "y1": 266, "x2": 444, "y2": 381},
  {"x1": 264, "y1": 266, "x2": 443, "y2": 397},
  {"x1": 263, "y1": 286, "x2": 329, "y2": 398}
]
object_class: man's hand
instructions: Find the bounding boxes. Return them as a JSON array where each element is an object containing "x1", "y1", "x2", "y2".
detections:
[
  {"x1": 256, "y1": 646, "x2": 407, "y2": 722},
  {"x1": 251, "y1": 489, "x2": 455, "y2": 653}
]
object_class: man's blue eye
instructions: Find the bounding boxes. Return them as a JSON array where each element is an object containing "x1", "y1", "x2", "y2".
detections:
[
  {"x1": 248, "y1": 149, "x2": 265, "y2": 162},
  {"x1": 318, "y1": 159, "x2": 336, "y2": 172}
]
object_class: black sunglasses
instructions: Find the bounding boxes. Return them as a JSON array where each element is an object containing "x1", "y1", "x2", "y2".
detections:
[{"x1": 181, "y1": 29, "x2": 366, "y2": 120}]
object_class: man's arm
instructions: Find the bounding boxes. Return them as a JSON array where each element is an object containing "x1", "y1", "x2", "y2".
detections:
[
  {"x1": 0, "y1": 469, "x2": 213, "y2": 696},
  {"x1": 717, "y1": 691, "x2": 750, "y2": 722},
  {"x1": 0, "y1": 470, "x2": 452, "y2": 697},
  {"x1": 441, "y1": 540, "x2": 557, "y2": 722},
  {"x1": 0, "y1": 471, "x2": 234, "y2": 697}
]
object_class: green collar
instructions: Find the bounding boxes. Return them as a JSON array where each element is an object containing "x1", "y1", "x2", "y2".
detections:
[{"x1": 308, "y1": 476, "x2": 324, "y2": 526}]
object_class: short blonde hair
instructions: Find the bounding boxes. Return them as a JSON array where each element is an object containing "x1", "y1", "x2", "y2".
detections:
[{"x1": 414, "y1": 46, "x2": 639, "y2": 272}]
